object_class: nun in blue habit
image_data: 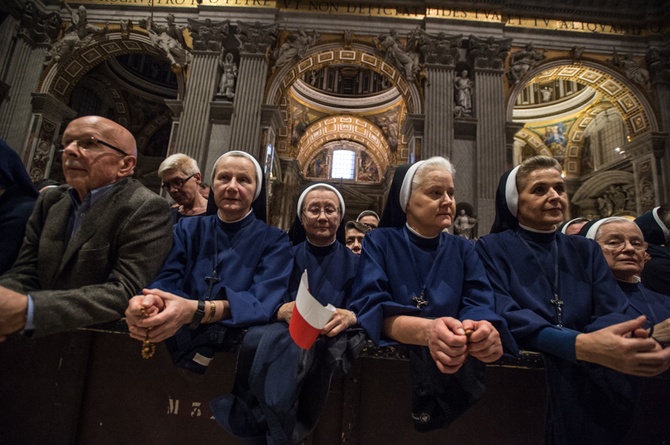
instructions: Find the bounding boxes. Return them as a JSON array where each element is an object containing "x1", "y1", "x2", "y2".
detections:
[
  {"x1": 0, "y1": 140, "x2": 39, "y2": 274},
  {"x1": 126, "y1": 151, "x2": 293, "y2": 373},
  {"x1": 210, "y1": 183, "x2": 366, "y2": 445},
  {"x1": 350, "y1": 157, "x2": 516, "y2": 433},
  {"x1": 581, "y1": 217, "x2": 670, "y2": 327},
  {"x1": 475, "y1": 155, "x2": 669, "y2": 445},
  {"x1": 634, "y1": 205, "x2": 670, "y2": 296}
]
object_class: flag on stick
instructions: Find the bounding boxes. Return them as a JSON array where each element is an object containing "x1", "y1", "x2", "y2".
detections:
[{"x1": 289, "y1": 270, "x2": 336, "y2": 349}]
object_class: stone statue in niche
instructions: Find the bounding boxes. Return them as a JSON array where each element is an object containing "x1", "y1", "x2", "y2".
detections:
[
  {"x1": 508, "y1": 43, "x2": 545, "y2": 84},
  {"x1": 272, "y1": 28, "x2": 319, "y2": 71},
  {"x1": 187, "y1": 18, "x2": 229, "y2": 52},
  {"x1": 454, "y1": 70, "x2": 473, "y2": 117},
  {"x1": 454, "y1": 209, "x2": 478, "y2": 240},
  {"x1": 609, "y1": 49, "x2": 650, "y2": 88},
  {"x1": 638, "y1": 179, "x2": 656, "y2": 213},
  {"x1": 376, "y1": 29, "x2": 420, "y2": 81},
  {"x1": 44, "y1": 2, "x2": 107, "y2": 65},
  {"x1": 375, "y1": 110, "x2": 399, "y2": 153},
  {"x1": 141, "y1": 13, "x2": 191, "y2": 68},
  {"x1": 217, "y1": 52, "x2": 238, "y2": 99}
]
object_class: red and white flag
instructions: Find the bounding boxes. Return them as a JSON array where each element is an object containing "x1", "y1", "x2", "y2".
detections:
[{"x1": 289, "y1": 270, "x2": 336, "y2": 349}]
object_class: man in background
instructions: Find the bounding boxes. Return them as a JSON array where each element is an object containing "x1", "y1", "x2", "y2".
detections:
[
  {"x1": 635, "y1": 205, "x2": 670, "y2": 296},
  {"x1": 345, "y1": 220, "x2": 370, "y2": 255}
]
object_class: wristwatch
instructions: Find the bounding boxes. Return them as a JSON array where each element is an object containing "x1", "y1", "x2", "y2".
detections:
[{"x1": 190, "y1": 300, "x2": 206, "y2": 329}]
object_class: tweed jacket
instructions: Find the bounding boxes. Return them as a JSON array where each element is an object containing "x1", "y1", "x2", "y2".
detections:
[{"x1": 0, "y1": 178, "x2": 173, "y2": 337}]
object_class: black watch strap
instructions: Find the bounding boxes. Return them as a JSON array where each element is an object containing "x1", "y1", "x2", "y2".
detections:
[{"x1": 190, "y1": 300, "x2": 206, "y2": 330}]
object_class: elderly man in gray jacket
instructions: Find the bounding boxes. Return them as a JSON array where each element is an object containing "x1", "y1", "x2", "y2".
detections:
[{"x1": 0, "y1": 115, "x2": 172, "y2": 340}]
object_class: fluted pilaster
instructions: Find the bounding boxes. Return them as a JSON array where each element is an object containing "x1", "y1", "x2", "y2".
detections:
[
  {"x1": 228, "y1": 53, "x2": 268, "y2": 157},
  {"x1": 423, "y1": 65, "x2": 454, "y2": 159},
  {"x1": 654, "y1": 82, "x2": 670, "y2": 202},
  {"x1": 0, "y1": 15, "x2": 18, "y2": 72},
  {"x1": 475, "y1": 69, "x2": 506, "y2": 233},
  {"x1": 0, "y1": 38, "x2": 47, "y2": 151},
  {"x1": 647, "y1": 50, "x2": 670, "y2": 202},
  {"x1": 172, "y1": 51, "x2": 219, "y2": 169},
  {"x1": 25, "y1": 93, "x2": 76, "y2": 180}
]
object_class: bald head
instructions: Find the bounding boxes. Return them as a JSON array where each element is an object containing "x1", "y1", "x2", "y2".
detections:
[
  {"x1": 70, "y1": 116, "x2": 137, "y2": 157},
  {"x1": 61, "y1": 116, "x2": 138, "y2": 199}
]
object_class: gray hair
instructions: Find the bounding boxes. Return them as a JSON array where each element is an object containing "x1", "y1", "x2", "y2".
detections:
[
  {"x1": 211, "y1": 151, "x2": 263, "y2": 201},
  {"x1": 399, "y1": 156, "x2": 456, "y2": 213},
  {"x1": 158, "y1": 153, "x2": 200, "y2": 178},
  {"x1": 594, "y1": 217, "x2": 638, "y2": 240},
  {"x1": 412, "y1": 156, "x2": 456, "y2": 190}
]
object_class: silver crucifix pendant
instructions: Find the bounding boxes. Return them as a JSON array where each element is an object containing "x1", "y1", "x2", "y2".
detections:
[
  {"x1": 550, "y1": 293, "x2": 564, "y2": 327},
  {"x1": 412, "y1": 292, "x2": 428, "y2": 309}
]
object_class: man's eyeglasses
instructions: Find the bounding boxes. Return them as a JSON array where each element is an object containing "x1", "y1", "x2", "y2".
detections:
[
  {"x1": 600, "y1": 239, "x2": 648, "y2": 252},
  {"x1": 161, "y1": 174, "x2": 195, "y2": 190},
  {"x1": 303, "y1": 206, "x2": 339, "y2": 218},
  {"x1": 59, "y1": 136, "x2": 127, "y2": 156}
]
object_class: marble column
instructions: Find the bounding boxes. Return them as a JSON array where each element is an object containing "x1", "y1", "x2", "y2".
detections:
[
  {"x1": 0, "y1": 15, "x2": 18, "y2": 77},
  {"x1": 228, "y1": 53, "x2": 269, "y2": 157},
  {"x1": 24, "y1": 92, "x2": 76, "y2": 181},
  {"x1": 171, "y1": 50, "x2": 219, "y2": 169},
  {"x1": 469, "y1": 36, "x2": 511, "y2": 234},
  {"x1": 647, "y1": 48, "x2": 670, "y2": 202},
  {"x1": 226, "y1": 20, "x2": 277, "y2": 159},
  {"x1": 0, "y1": 29, "x2": 49, "y2": 152},
  {"x1": 474, "y1": 69, "x2": 507, "y2": 232},
  {"x1": 422, "y1": 64, "x2": 454, "y2": 159}
]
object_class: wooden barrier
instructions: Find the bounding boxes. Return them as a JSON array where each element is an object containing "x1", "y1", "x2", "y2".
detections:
[{"x1": 0, "y1": 322, "x2": 668, "y2": 445}]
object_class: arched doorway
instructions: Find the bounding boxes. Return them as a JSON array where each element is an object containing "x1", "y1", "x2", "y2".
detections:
[
  {"x1": 27, "y1": 30, "x2": 185, "y2": 190},
  {"x1": 264, "y1": 41, "x2": 423, "y2": 228},
  {"x1": 507, "y1": 56, "x2": 662, "y2": 218}
]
